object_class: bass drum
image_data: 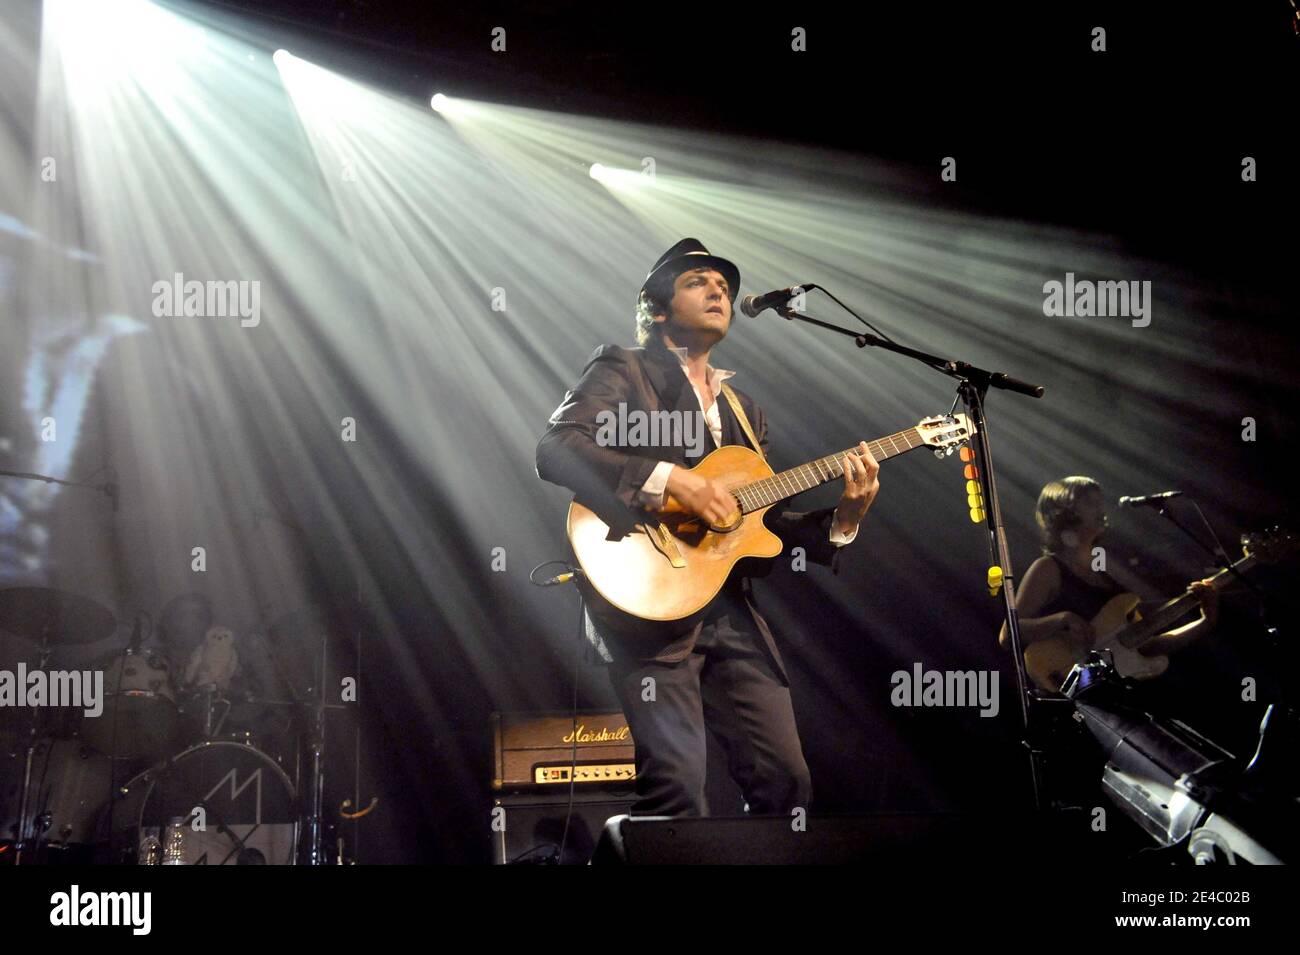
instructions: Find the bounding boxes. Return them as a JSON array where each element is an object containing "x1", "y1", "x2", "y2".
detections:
[{"x1": 113, "y1": 740, "x2": 298, "y2": 864}]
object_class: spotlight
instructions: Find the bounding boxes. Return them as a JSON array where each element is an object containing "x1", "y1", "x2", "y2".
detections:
[
  {"x1": 272, "y1": 49, "x2": 292, "y2": 68},
  {"x1": 430, "y1": 93, "x2": 449, "y2": 113},
  {"x1": 587, "y1": 163, "x2": 647, "y2": 191}
]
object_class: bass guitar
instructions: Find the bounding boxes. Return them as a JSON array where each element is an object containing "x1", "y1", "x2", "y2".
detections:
[{"x1": 1023, "y1": 527, "x2": 1296, "y2": 691}]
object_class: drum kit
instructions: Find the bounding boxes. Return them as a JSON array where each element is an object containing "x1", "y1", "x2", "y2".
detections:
[{"x1": 1, "y1": 586, "x2": 353, "y2": 865}]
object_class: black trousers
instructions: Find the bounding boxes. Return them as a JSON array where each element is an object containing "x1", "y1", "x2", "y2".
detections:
[{"x1": 606, "y1": 594, "x2": 813, "y2": 817}]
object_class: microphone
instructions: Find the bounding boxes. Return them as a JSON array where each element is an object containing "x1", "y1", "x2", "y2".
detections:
[
  {"x1": 740, "y1": 284, "x2": 812, "y2": 318},
  {"x1": 1119, "y1": 491, "x2": 1183, "y2": 508}
]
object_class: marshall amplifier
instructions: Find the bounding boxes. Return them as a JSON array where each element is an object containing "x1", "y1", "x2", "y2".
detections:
[{"x1": 491, "y1": 710, "x2": 635, "y2": 793}]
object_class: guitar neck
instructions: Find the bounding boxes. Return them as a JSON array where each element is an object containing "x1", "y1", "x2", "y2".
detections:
[
  {"x1": 1118, "y1": 554, "x2": 1256, "y2": 649},
  {"x1": 734, "y1": 428, "x2": 925, "y2": 513}
]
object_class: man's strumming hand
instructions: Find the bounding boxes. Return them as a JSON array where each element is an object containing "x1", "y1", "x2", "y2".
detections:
[{"x1": 665, "y1": 466, "x2": 739, "y2": 526}]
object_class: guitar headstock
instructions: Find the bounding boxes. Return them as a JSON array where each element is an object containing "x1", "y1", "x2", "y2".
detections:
[
  {"x1": 917, "y1": 413, "x2": 976, "y2": 458},
  {"x1": 1241, "y1": 526, "x2": 1298, "y2": 564}
]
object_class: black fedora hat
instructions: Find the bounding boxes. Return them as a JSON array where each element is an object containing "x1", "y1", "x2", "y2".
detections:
[{"x1": 640, "y1": 238, "x2": 740, "y2": 303}]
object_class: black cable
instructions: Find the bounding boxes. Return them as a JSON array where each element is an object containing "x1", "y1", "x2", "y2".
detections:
[
  {"x1": 515, "y1": 559, "x2": 585, "y2": 863},
  {"x1": 804, "y1": 284, "x2": 898, "y2": 343},
  {"x1": 555, "y1": 592, "x2": 585, "y2": 865},
  {"x1": 527, "y1": 559, "x2": 577, "y2": 587}
]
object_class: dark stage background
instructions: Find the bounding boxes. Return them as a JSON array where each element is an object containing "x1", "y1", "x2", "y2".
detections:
[{"x1": 1, "y1": 2, "x2": 1296, "y2": 862}]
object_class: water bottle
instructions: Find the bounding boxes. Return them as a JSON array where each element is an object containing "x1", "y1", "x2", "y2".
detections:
[{"x1": 161, "y1": 817, "x2": 187, "y2": 865}]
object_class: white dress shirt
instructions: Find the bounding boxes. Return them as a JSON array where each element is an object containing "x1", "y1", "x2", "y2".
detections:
[{"x1": 636, "y1": 346, "x2": 857, "y2": 546}]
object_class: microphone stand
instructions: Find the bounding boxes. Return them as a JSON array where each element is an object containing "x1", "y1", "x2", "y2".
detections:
[
  {"x1": 11, "y1": 635, "x2": 55, "y2": 865},
  {"x1": 1148, "y1": 501, "x2": 1292, "y2": 710},
  {"x1": 1148, "y1": 500, "x2": 1264, "y2": 597},
  {"x1": 303, "y1": 635, "x2": 328, "y2": 866},
  {"x1": 769, "y1": 304, "x2": 1051, "y2": 808}
]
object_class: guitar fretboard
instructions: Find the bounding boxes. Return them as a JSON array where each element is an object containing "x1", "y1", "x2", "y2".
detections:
[
  {"x1": 734, "y1": 428, "x2": 924, "y2": 513},
  {"x1": 1119, "y1": 555, "x2": 1255, "y2": 648}
]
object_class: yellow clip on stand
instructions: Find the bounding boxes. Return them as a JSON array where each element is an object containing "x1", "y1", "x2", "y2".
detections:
[{"x1": 987, "y1": 565, "x2": 1004, "y2": 596}]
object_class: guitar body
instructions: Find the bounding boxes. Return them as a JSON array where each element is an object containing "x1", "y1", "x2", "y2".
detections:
[
  {"x1": 1024, "y1": 593, "x2": 1170, "y2": 692},
  {"x1": 567, "y1": 445, "x2": 782, "y2": 621}
]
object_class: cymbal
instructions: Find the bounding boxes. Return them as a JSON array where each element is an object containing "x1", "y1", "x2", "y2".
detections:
[{"x1": 0, "y1": 587, "x2": 116, "y2": 646}]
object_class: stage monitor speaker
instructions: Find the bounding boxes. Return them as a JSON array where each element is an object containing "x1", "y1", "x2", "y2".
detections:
[{"x1": 591, "y1": 810, "x2": 1102, "y2": 864}]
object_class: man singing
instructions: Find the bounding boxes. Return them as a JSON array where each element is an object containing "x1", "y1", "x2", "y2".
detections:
[{"x1": 536, "y1": 238, "x2": 880, "y2": 817}]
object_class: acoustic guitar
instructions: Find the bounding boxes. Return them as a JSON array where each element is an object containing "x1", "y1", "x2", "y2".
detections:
[
  {"x1": 1023, "y1": 527, "x2": 1296, "y2": 692},
  {"x1": 567, "y1": 414, "x2": 975, "y2": 621}
]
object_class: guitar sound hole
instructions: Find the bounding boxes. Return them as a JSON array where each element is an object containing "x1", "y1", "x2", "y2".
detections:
[{"x1": 709, "y1": 512, "x2": 743, "y2": 534}]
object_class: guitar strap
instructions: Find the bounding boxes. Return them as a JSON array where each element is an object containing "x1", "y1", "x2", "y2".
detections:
[{"x1": 720, "y1": 383, "x2": 765, "y2": 462}]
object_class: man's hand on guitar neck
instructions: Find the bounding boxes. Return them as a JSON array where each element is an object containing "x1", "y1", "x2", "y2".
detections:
[
  {"x1": 664, "y1": 466, "x2": 739, "y2": 525},
  {"x1": 833, "y1": 442, "x2": 880, "y2": 537}
]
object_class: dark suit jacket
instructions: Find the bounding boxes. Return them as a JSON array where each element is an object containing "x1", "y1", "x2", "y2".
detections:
[{"x1": 536, "y1": 336, "x2": 844, "y2": 683}]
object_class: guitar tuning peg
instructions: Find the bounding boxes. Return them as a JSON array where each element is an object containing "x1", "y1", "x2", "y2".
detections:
[{"x1": 933, "y1": 448, "x2": 947, "y2": 459}]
